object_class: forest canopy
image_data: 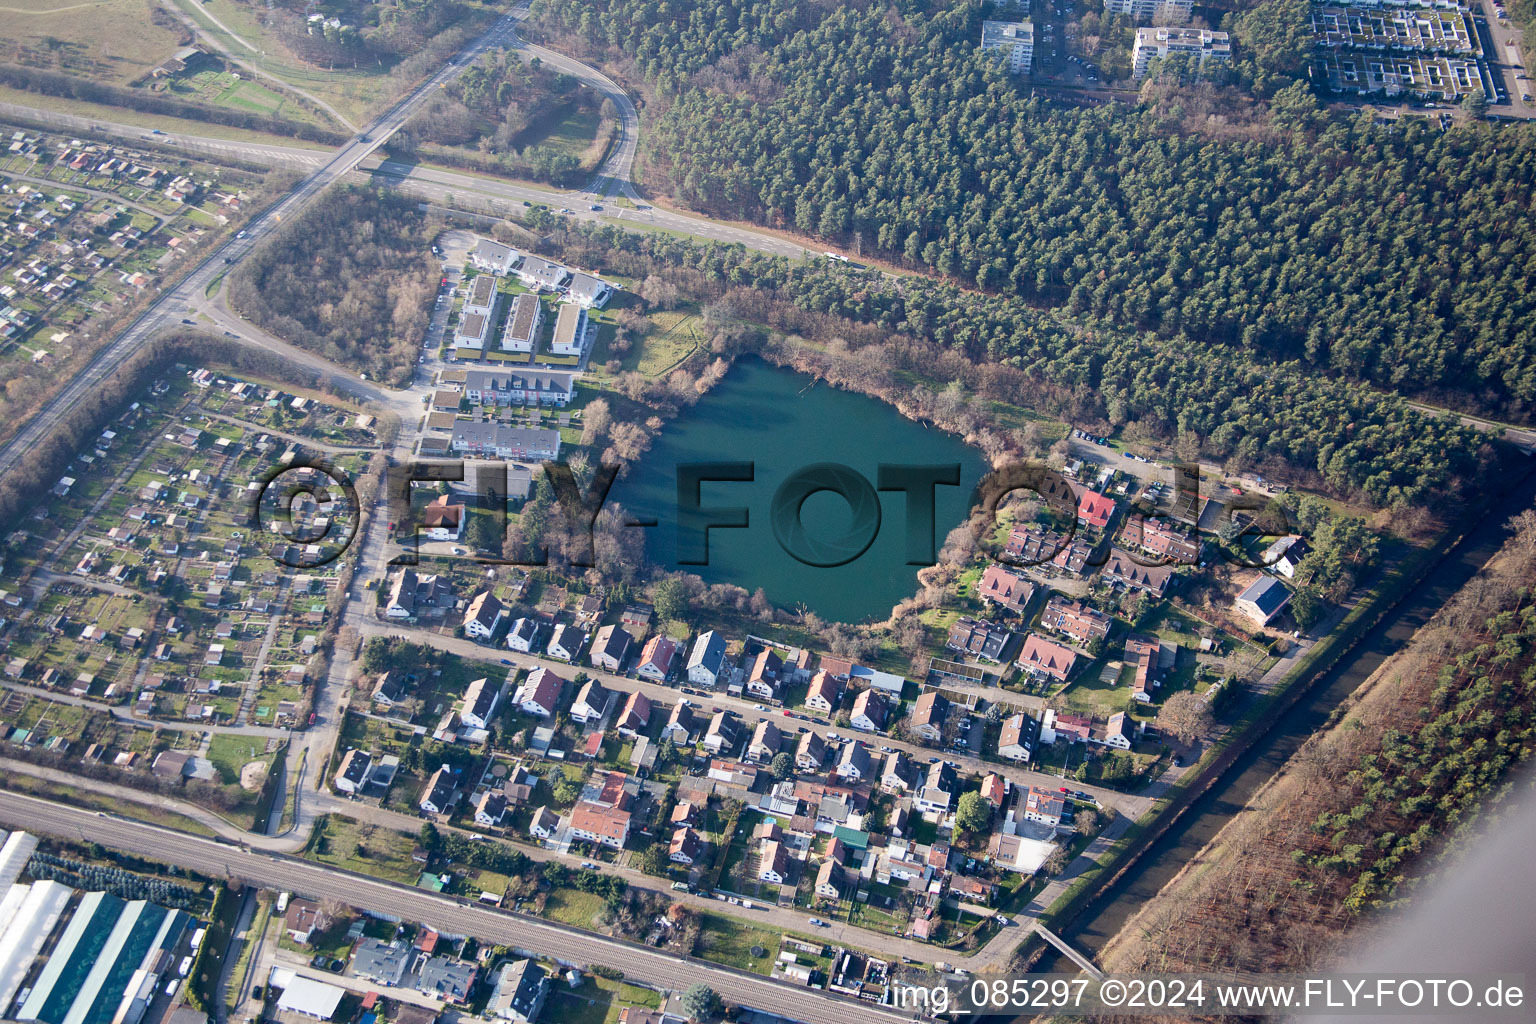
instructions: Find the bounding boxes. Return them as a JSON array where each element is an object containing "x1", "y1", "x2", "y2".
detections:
[
  {"x1": 229, "y1": 187, "x2": 436, "y2": 386},
  {"x1": 532, "y1": 0, "x2": 1536, "y2": 420}
]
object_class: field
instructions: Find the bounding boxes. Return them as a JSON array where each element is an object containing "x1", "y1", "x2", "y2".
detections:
[
  {"x1": 0, "y1": 0, "x2": 184, "y2": 85},
  {"x1": 305, "y1": 814, "x2": 420, "y2": 884},
  {"x1": 161, "y1": 68, "x2": 326, "y2": 127},
  {"x1": 694, "y1": 912, "x2": 782, "y2": 975},
  {"x1": 522, "y1": 107, "x2": 602, "y2": 160},
  {"x1": 543, "y1": 976, "x2": 661, "y2": 1024}
]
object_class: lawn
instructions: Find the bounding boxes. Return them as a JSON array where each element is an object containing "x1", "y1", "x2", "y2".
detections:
[
  {"x1": 544, "y1": 976, "x2": 660, "y2": 1024},
  {"x1": 523, "y1": 107, "x2": 602, "y2": 160},
  {"x1": 541, "y1": 888, "x2": 608, "y2": 931},
  {"x1": 207, "y1": 733, "x2": 273, "y2": 785},
  {"x1": 693, "y1": 913, "x2": 782, "y2": 975},
  {"x1": 1, "y1": 0, "x2": 184, "y2": 84},
  {"x1": 306, "y1": 815, "x2": 419, "y2": 884}
]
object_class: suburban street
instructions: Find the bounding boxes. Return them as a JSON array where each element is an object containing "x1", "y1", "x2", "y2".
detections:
[{"x1": 0, "y1": 791, "x2": 914, "y2": 1024}]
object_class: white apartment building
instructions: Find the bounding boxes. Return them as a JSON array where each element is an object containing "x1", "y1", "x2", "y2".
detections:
[
  {"x1": 1131, "y1": 27, "x2": 1233, "y2": 77},
  {"x1": 455, "y1": 273, "x2": 500, "y2": 351},
  {"x1": 981, "y1": 20, "x2": 1034, "y2": 74},
  {"x1": 500, "y1": 292, "x2": 542, "y2": 354},
  {"x1": 1103, "y1": 0, "x2": 1193, "y2": 22}
]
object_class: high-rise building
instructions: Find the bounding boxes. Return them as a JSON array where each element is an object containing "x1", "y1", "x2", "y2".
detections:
[
  {"x1": 981, "y1": 20, "x2": 1034, "y2": 74},
  {"x1": 1131, "y1": 27, "x2": 1233, "y2": 77}
]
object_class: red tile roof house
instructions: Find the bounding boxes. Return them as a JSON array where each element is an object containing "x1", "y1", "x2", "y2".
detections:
[
  {"x1": 614, "y1": 690, "x2": 651, "y2": 736},
  {"x1": 1076, "y1": 488, "x2": 1116, "y2": 531},
  {"x1": 978, "y1": 564, "x2": 1035, "y2": 615},
  {"x1": 635, "y1": 635, "x2": 680, "y2": 682},
  {"x1": 1017, "y1": 634, "x2": 1079, "y2": 684}
]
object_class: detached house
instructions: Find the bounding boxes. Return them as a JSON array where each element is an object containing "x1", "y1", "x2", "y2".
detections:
[
  {"x1": 661, "y1": 702, "x2": 699, "y2": 745},
  {"x1": 795, "y1": 731, "x2": 826, "y2": 772},
  {"x1": 908, "y1": 691, "x2": 950, "y2": 743},
  {"x1": 686, "y1": 630, "x2": 727, "y2": 687},
  {"x1": 635, "y1": 635, "x2": 680, "y2": 682},
  {"x1": 746, "y1": 719, "x2": 783, "y2": 764},
  {"x1": 589, "y1": 624, "x2": 631, "y2": 673},
  {"x1": 804, "y1": 670, "x2": 843, "y2": 714},
  {"x1": 514, "y1": 667, "x2": 562, "y2": 718},
  {"x1": 997, "y1": 712, "x2": 1042, "y2": 762},
  {"x1": 462, "y1": 590, "x2": 505, "y2": 641},
  {"x1": 744, "y1": 648, "x2": 783, "y2": 701},
  {"x1": 419, "y1": 765, "x2": 458, "y2": 815},
  {"x1": 615, "y1": 690, "x2": 651, "y2": 737},
  {"x1": 459, "y1": 676, "x2": 500, "y2": 730},
  {"x1": 979, "y1": 564, "x2": 1035, "y2": 615},
  {"x1": 571, "y1": 678, "x2": 613, "y2": 724},
  {"x1": 849, "y1": 689, "x2": 888, "y2": 733},
  {"x1": 1017, "y1": 633, "x2": 1079, "y2": 684}
]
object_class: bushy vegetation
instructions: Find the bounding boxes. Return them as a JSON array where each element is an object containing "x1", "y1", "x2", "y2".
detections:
[
  {"x1": 229, "y1": 186, "x2": 436, "y2": 385},
  {"x1": 393, "y1": 47, "x2": 608, "y2": 186},
  {"x1": 534, "y1": 0, "x2": 1536, "y2": 418},
  {"x1": 27, "y1": 853, "x2": 204, "y2": 909}
]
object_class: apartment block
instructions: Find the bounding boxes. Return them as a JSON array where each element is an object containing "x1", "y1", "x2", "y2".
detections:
[
  {"x1": 981, "y1": 20, "x2": 1034, "y2": 74},
  {"x1": 1131, "y1": 27, "x2": 1233, "y2": 78}
]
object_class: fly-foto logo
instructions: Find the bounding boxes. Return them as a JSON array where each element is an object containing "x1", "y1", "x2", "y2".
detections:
[{"x1": 378, "y1": 458, "x2": 1295, "y2": 572}]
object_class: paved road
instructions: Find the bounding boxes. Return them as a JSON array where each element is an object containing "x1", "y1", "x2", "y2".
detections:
[
  {"x1": 358, "y1": 619, "x2": 1153, "y2": 821},
  {"x1": 0, "y1": 792, "x2": 912, "y2": 1024},
  {"x1": 0, "y1": 12, "x2": 524, "y2": 489},
  {"x1": 0, "y1": 101, "x2": 329, "y2": 167}
]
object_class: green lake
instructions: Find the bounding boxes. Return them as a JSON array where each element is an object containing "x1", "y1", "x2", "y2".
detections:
[{"x1": 607, "y1": 358, "x2": 989, "y2": 622}]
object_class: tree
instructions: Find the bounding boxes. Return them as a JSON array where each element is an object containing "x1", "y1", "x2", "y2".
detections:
[
  {"x1": 1159, "y1": 691, "x2": 1214, "y2": 745},
  {"x1": 768, "y1": 752, "x2": 795, "y2": 781},
  {"x1": 954, "y1": 791, "x2": 992, "y2": 834},
  {"x1": 418, "y1": 823, "x2": 440, "y2": 849},
  {"x1": 637, "y1": 844, "x2": 668, "y2": 876},
  {"x1": 653, "y1": 576, "x2": 689, "y2": 623},
  {"x1": 682, "y1": 983, "x2": 722, "y2": 1022}
]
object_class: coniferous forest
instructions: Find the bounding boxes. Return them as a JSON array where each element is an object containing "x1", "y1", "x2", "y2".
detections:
[{"x1": 532, "y1": 0, "x2": 1536, "y2": 419}]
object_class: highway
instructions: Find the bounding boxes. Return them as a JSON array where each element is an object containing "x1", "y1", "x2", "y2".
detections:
[
  {"x1": 0, "y1": 792, "x2": 913, "y2": 1024},
  {"x1": 0, "y1": 10, "x2": 525, "y2": 488}
]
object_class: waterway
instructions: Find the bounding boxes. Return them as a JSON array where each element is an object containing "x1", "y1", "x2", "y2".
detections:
[
  {"x1": 1032, "y1": 458, "x2": 1536, "y2": 973},
  {"x1": 606, "y1": 358, "x2": 989, "y2": 623}
]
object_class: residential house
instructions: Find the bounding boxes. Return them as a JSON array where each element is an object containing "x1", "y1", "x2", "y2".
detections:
[
  {"x1": 1121, "y1": 515, "x2": 1200, "y2": 564},
  {"x1": 333, "y1": 748, "x2": 372, "y2": 795},
  {"x1": 795, "y1": 731, "x2": 826, "y2": 772},
  {"x1": 284, "y1": 898, "x2": 322, "y2": 945},
  {"x1": 669, "y1": 827, "x2": 702, "y2": 865},
  {"x1": 1103, "y1": 547, "x2": 1176, "y2": 598},
  {"x1": 880, "y1": 751, "x2": 919, "y2": 793},
  {"x1": 352, "y1": 939, "x2": 410, "y2": 986},
  {"x1": 1024, "y1": 786, "x2": 1066, "y2": 827},
  {"x1": 449, "y1": 421, "x2": 561, "y2": 462},
  {"x1": 803, "y1": 670, "x2": 843, "y2": 714},
  {"x1": 384, "y1": 569, "x2": 451, "y2": 620},
  {"x1": 569, "y1": 772, "x2": 633, "y2": 849},
  {"x1": 997, "y1": 712, "x2": 1042, "y2": 762},
  {"x1": 945, "y1": 617, "x2": 1014, "y2": 662},
  {"x1": 528, "y1": 807, "x2": 560, "y2": 841},
  {"x1": 661, "y1": 702, "x2": 699, "y2": 745},
  {"x1": 549, "y1": 302, "x2": 587, "y2": 357},
  {"x1": 507, "y1": 617, "x2": 542, "y2": 653},
  {"x1": 835, "y1": 740, "x2": 872, "y2": 782},
  {"x1": 614, "y1": 691, "x2": 651, "y2": 737},
  {"x1": 758, "y1": 839, "x2": 790, "y2": 884},
  {"x1": 849, "y1": 689, "x2": 887, "y2": 733},
  {"x1": 1017, "y1": 634, "x2": 1079, "y2": 684},
  {"x1": 564, "y1": 272, "x2": 614, "y2": 309},
  {"x1": 1236, "y1": 576, "x2": 1292, "y2": 627},
  {"x1": 814, "y1": 859, "x2": 843, "y2": 900},
  {"x1": 475, "y1": 791, "x2": 508, "y2": 827},
  {"x1": 979, "y1": 773, "x2": 1007, "y2": 807},
  {"x1": 419, "y1": 765, "x2": 457, "y2": 815},
  {"x1": 908, "y1": 691, "x2": 950, "y2": 743},
  {"x1": 422, "y1": 494, "x2": 465, "y2": 541},
  {"x1": 514, "y1": 667, "x2": 563, "y2": 718},
  {"x1": 457, "y1": 676, "x2": 498, "y2": 731},
  {"x1": 571, "y1": 678, "x2": 613, "y2": 724},
  {"x1": 703, "y1": 710, "x2": 743, "y2": 755},
  {"x1": 1124, "y1": 633, "x2": 1161, "y2": 703},
  {"x1": 417, "y1": 958, "x2": 478, "y2": 1005},
  {"x1": 589, "y1": 624, "x2": 631, "y2": 673},
  {"x1": 978, "y1": 564, "x2": 1035, "y2": 615},
  {"x1": 545, "y1": 624, "x2": 583, "y2": 662},
  {"x1": 463, "y1": 591, "x2": 505, "y2": 640},
  {"x1": 1077, "y1": 488, "x2": 1116, "y2": 531},
  {"x1": 746, "y1": 720, "x2": 783, "y2": 764},
  {"x1": 635, "y1": 635, "x2": 680, "y2": 682},
  {"x1": 487, "y1": 959, "x2": 546, "y2": 1023},
  {"x1": 914, "y1": 761, "x2": 959, "y2": 815},
  {"x1": 744, "y1": 648, "x2": 783, "y2": 701},
  {"x1": 499, "y1": 292, "x2": 542, "y2": 354},
  {"x1": 686, "y1": 630, "x2": 727, "y2": 687},
  {"x1": 462, "y1": 369, "x2": 574, "y2": 408},
  {"x1": 1263, "y1": 536, "x2": 1309, "y2": 579},
  {"x1": 469, "y1": 237, "x2": 520, "y2": 276},
  {"x1": 1038, "y1": 597, "x2": 1112, "y2": 645}
]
